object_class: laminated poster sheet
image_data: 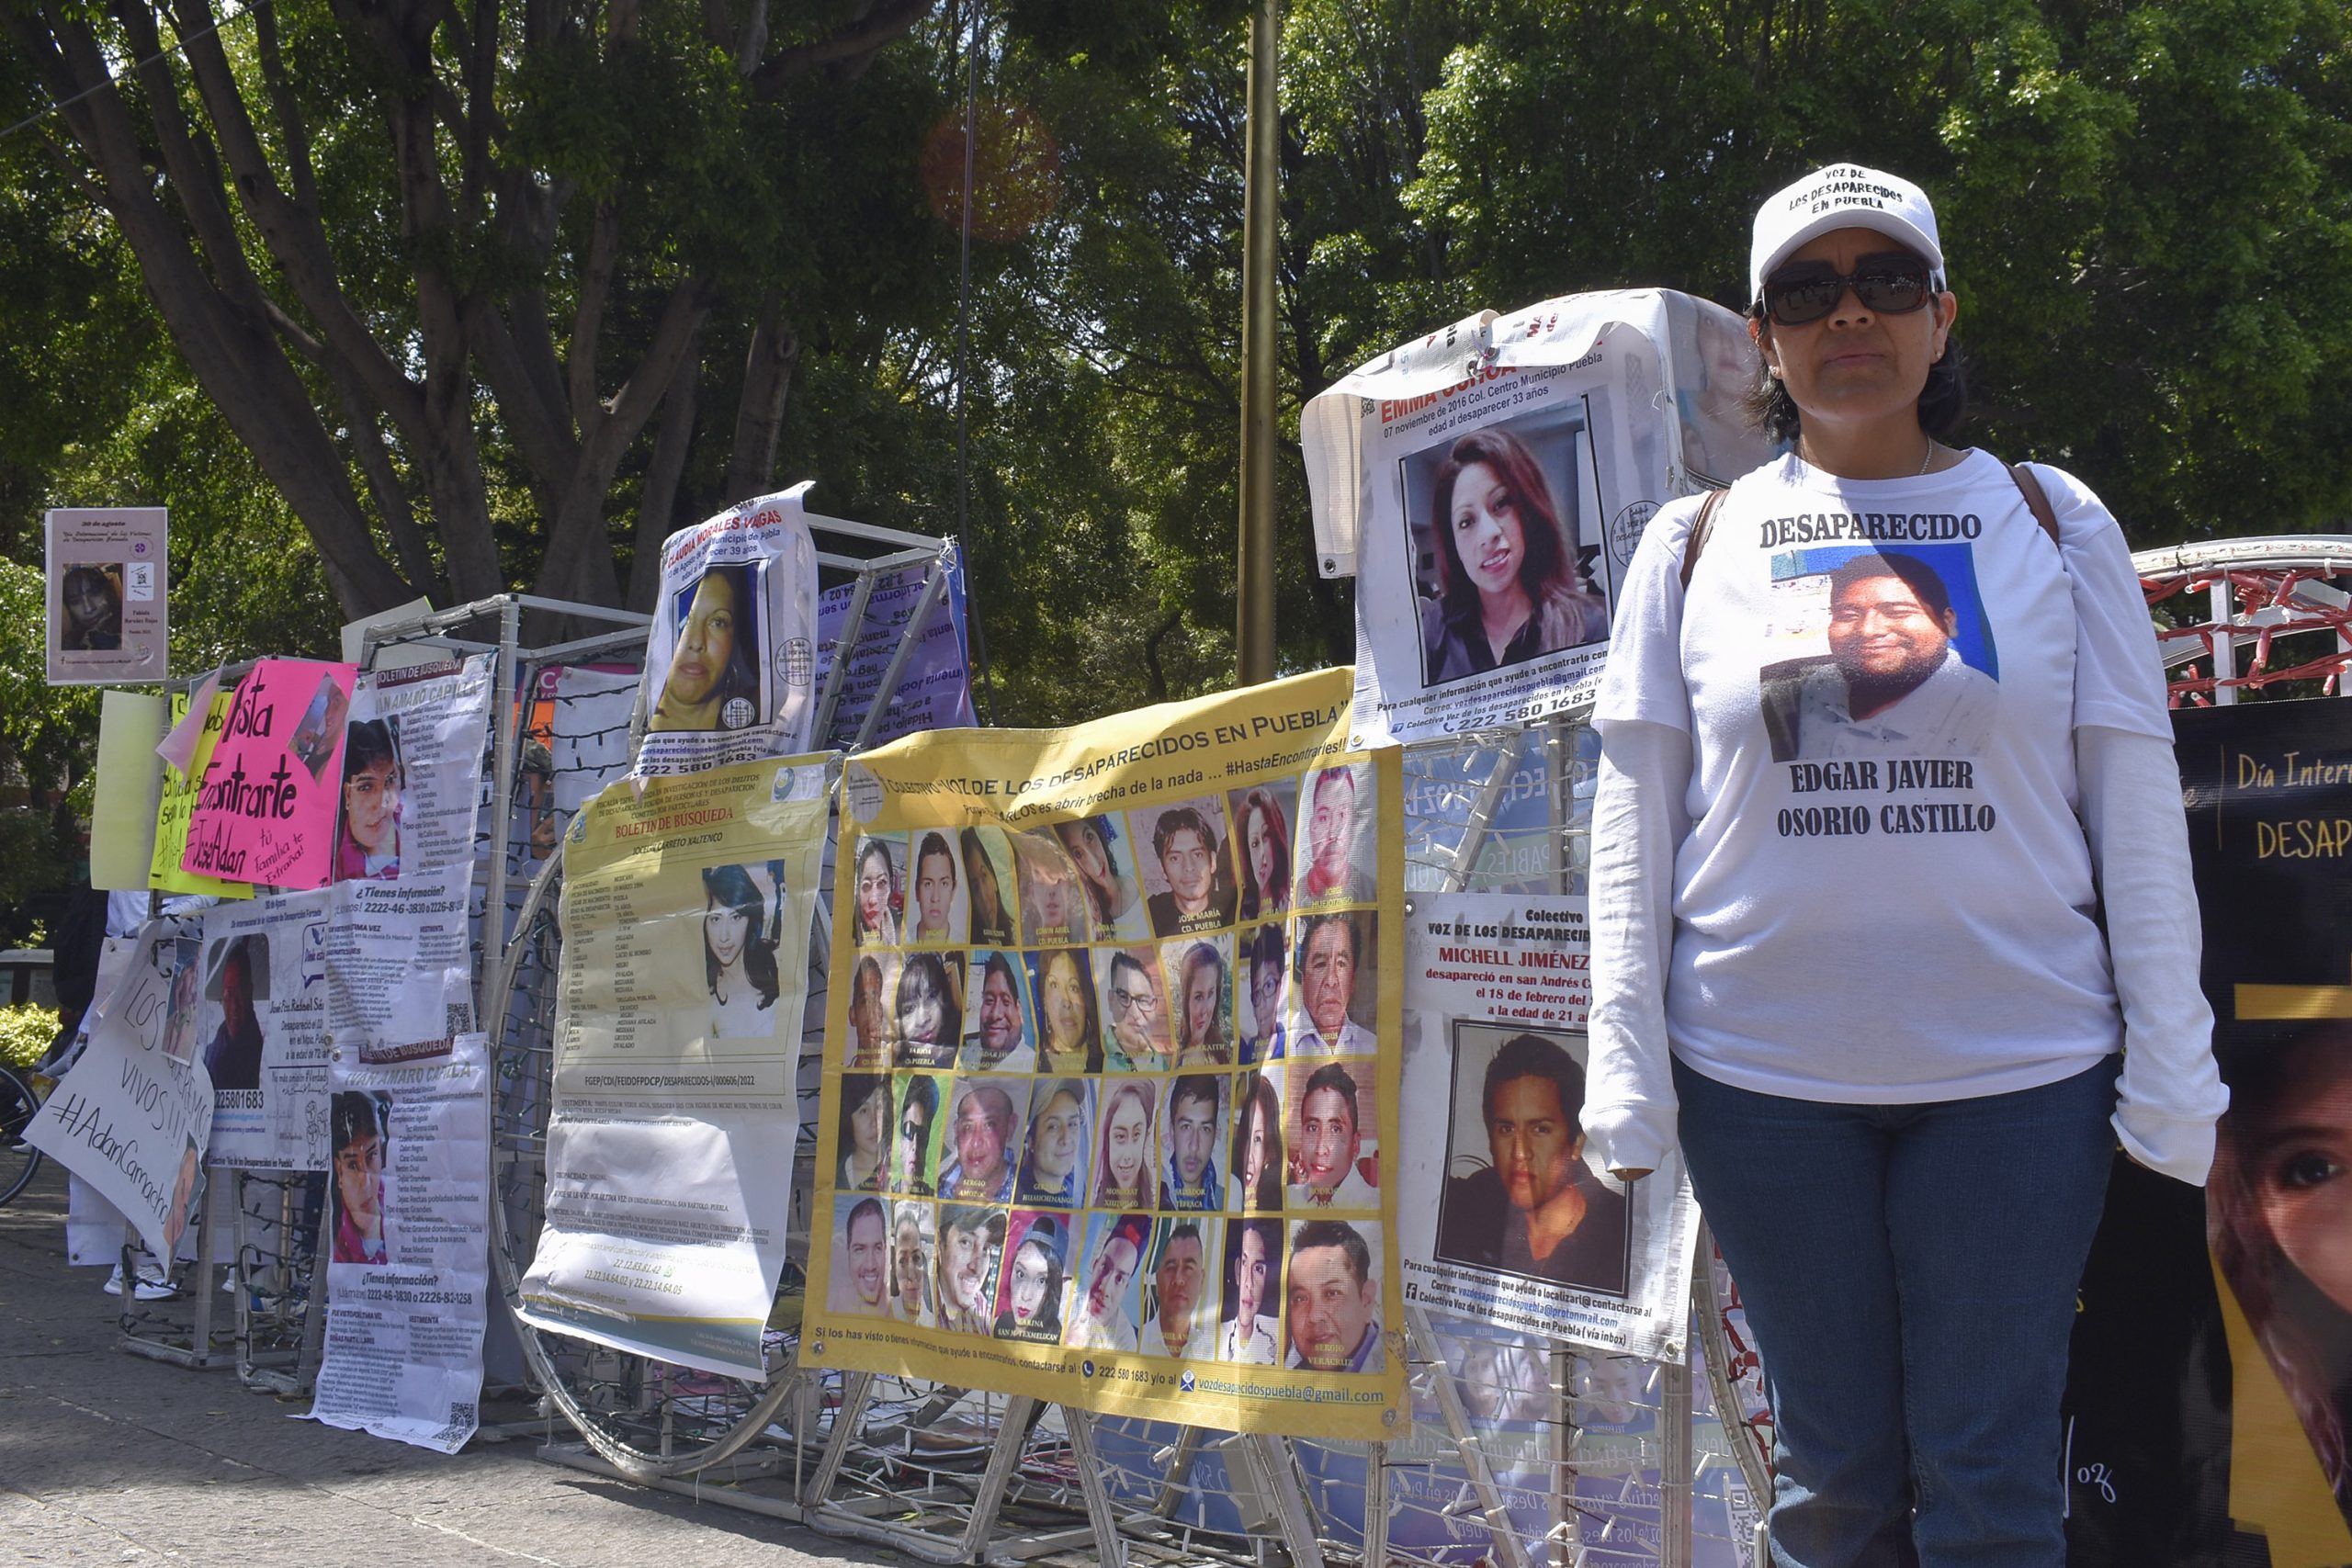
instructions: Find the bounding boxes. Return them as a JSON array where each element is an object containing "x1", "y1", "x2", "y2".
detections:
[
  {"x1": 311, "y1": 1032, "x2": 491, "y2": 1454},
  {"x1": 334, "y1": 656, "x2": 492, "y2": 886},
  {"x1": 515, "y1": 756, "x2": 831, "y2": 1379},
  {"x1": 28, "y1": 922, "x2": 213, "y2": 1258},
  {"x1": 1397, "y1": 893, "x2": 1696, "y2": 1361},
  {"x1": 197, "y1": 889, "x2": 333, "y2": 1171},
  {"x1": 632, "y1": 486, "x2": 819, "y2": 780},
  {"x1": 182, "y1": 657, "x2": 359, "y2": 888},
  {"x1": 2064, "y1": 697, "x2": 2352, "y2": 1564},
  {"x1": 813, "y1": 551, "x2": 975, "y2": 748},
  {"x1": 92, "y1": 690, "x2": 166, "y2": 891},
  {"x1": 151, "y1": 685, "x2": 254, "y2": 898},
  {"x1": 46, "y1": 505, "x2": 166, "y2": 683},
  {"x1": 800, "y1": 668, "x2": 1409, "y2": 1441}
]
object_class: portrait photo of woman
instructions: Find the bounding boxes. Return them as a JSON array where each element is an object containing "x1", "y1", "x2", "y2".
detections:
[
  {"x1": 335, "y1": 718, "x2": 402, "y2": 882},
  {"x1": 331, "y1": 1090, "x2": 391, "y2": 1265},
  {"x1": 2211, "y1": 1024, "x2": 2352, "y2": 1518},
  {"x1": 651, "y1": 561, "x2": 763, "y2": 731},
  {"x1": 1028, "y1": 947, "x2": 1102, "y2": 1075},
  {"x1": 1169, "y1": 939, "x2": 1233, "y2": 1066},
  {"x1": 893, "y1": 951, "x2": 961, "y2": 1069},
  {"x1": 1230, "y1": 1071, "x2": 1285, "y2": 1213},
  {"x1": 1057, "y1": 816, "x2": 1148, "y2": 941},
  {"x1": 1417, "y1": 424, "x2": 1607, "y2": 683},
  {"x1": 1017, "y1": 1077, "x2": 1090, "y2": 1208},
  {"x1": 908, "y1": 830, "x2": 964, "y2": 944},
  {"x1": 702, "y1": 863, "x2": 783, "y2": 1040},
  {"x1": 1012, "y1": 830, "x2": 1092, "y2": 945},
  {"x1": 837, "y1": 1073, "x2": 890, "y2": 1192},
  {"x1": 1228, "y1": 786, "x2": 1295, "y2": 921},
  {"x1": 1091, "y1": 1078, "x2": 1159, "y2": 1211},
  {"x1": 852, "y1": 836, "x2": 902, "y2": 947},
  {"x1": 846, "y1": 954, "x2": 892, "y2": 1066},
  {"x1": 961, "y1": 827, "x2": 1016, "y2": 945},
  {"x1": 993, "y1": 1213, "x2": 1069, "y2": 1344},
  {"x1": 57, "y1": 563, "x2": 122, "y2": 651}
]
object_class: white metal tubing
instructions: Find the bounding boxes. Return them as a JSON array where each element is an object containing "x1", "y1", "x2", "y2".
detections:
[{"x1": 2210, "y1": 579, "x2": 2237, "y2": 705}]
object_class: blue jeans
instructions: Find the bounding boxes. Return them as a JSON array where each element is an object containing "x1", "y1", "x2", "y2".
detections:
[{"x1": 1675, "y1": 1055, "x2": 2120, "y2": 1568}]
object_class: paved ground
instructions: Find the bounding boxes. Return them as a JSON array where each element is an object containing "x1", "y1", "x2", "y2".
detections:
[{"x1": 0, "y1": 1162, "x2": 913, "y2": 1567}]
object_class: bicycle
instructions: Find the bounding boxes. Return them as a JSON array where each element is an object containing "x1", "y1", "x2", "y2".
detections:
[{"x1": 0, "y1": 1062, "x2": 47, "y2": 1205}]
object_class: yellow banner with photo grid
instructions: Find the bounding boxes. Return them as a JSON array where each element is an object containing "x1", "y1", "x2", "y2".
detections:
[{"x1": 802, "y1": 668, "x2": 1407, "y2": 1439}]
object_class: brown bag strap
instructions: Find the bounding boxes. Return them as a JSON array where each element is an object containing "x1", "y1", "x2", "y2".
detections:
[
  {"x1": 1678, "y1": 489, "x2": 1725, "y2": 590},
  {"x1": 2007, "y1": 461, "x2": 2062, "y2": 548}
]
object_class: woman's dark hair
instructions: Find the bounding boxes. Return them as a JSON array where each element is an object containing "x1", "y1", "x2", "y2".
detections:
[
  {"x1": 1427, "y1": 428, "x2": 1581, "y2": 619},
  {"x1": 345, "y1": 718, "x2": 399, "y2": 781},
  {"x1": 331, "y1": 1089, "x2": 390, "y2": 1153},
  {"x1": 1744, "y1": 288, "x2": 1968, "y2": 443},
  {"x1": 1029, "y1": 948, "x2": 1103, "y2": 1073},
  {"x1": 701, "y1": 863, "x2": 781, "y2": 1008},
  {"x1": 996, "y1": 1225, "x2": 1067, "y2": 1337},
  {"x1": 1233, "y1": 789, "x2": 1293, "y2": 919},
  {"x1": 854, "y1": 839, "x2": 899, "y2": 938},
  {"x1": 1174, "y1": 942, "x2": 1229, "y2": 1055},
  {"x1": 1231, "y1": 1073, "x2": 1285, "y2": 1211},
  {"x1": 960, "y1": 828, "x2": 1010, "y2": 933},
  {"x1": 838, "y1": 1073, "x2": 890, "y2": 1169},
  {"x1": 1056, "y1": 818, "x2": 1125, "y2": 925}
]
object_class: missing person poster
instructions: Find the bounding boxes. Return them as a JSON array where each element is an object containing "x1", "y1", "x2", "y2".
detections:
[
  {"x1": 46, "y1": 505, "x2": 167, "y2": 684},
  {"x1": 152, "y1": 684, "x2": 254, "y2": 899},
  {"x1": 1398, "y1": 893, "x2": 1696, "y2": 1361},
  {"x1": 813, "y1": 551, "x2": 976, "y2": 748},
  {"x1": 197, "y1": 889, "x2": 333, "y2": 1171},
  {"x1": 182, "y1": 657, "x2": 360, "y2": 887},
  {"x1": 334, "y1": 656, "x2": 492, "y2": 884},
  {"x1": 801, "y1": 668, "x2": 1409, "y2": 1441},
  {"x1": 632, "y1": 485, "x2": 819, "y2": 781},
  {"x1": 514, "y1": 756, "x2": 831, "y2": 1379},
  {"x1": 310, "y1": 1032, "x2": 491, "y2": 1454},
  {"x1": 2064, "y1": 697, "x2": 2352, "y2": 1565},
  {"x1": 28, "y1": 923, "x2": 213, "y2": 1258},
  {"x1": 327, "y1": 866, "x2": 475, "y2": 1063},
  {"x1": 1300, "y1": 291, "x2": 1770, "y2": 748}
]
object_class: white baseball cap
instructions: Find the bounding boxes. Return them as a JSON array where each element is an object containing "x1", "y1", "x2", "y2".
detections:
[{"x1": 1749, "y1": 164, "x2": 1946, "y2": 305}]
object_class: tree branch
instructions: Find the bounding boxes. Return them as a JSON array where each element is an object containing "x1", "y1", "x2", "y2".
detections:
[{"x1": 749, "y1": 0, "x2": 928, "y2": 96}]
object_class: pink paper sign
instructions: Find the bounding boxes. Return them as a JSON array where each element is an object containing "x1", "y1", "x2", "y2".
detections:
[{"x1": 181, "y1": 659, "x2": 359, "y2": 888}]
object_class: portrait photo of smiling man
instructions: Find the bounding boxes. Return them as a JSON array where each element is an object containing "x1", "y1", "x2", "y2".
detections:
[
  {"x1": 1760, "y1": 547, "x2": 1998, "y2": 761},
  {"x1": 1137, "y1": 800, "x2": 1237, "y2": 937}
]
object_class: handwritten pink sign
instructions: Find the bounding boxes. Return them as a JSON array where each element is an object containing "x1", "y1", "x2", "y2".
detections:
[{"x1": 181, "y1": 658, "x2": 358, "y2": 888}]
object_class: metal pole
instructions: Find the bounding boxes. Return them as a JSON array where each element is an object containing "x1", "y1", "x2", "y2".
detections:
[{"x1": 1234, "y1": 0, "x2": 1280, "y2": 686}]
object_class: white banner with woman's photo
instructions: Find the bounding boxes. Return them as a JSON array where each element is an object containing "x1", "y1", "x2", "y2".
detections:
[
  {"x1": 46, "y1": 505, "x2": 168, "y2": 684},
  {"x1": 335, "y1": 656, "x2": 492, "y2": 884},
  {"x1": 311, "y1": 1032, "x2": 491, "y2": 1453},
  {"x1": 515, "y1": 756, "x2": 831, "y2": 1377},
  {"x1": 631, "y1": 484, "x2": 819, "y2": 780},
  {"x1": 1397, "y1": 891, "x2": 1697, "y2": 1360},
  {"x1": 27, "y1": 921, "x2": 213, "y2": 1259},
  {"x1": 1300, "y1": 290, "x2": 1772, "y2": 747}
]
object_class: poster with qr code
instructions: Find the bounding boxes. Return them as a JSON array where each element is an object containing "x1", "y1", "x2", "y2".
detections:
[
  {"x1": 630, "y1": 483, "x2": 820, "y2": 781},
  {"x1": 325, "y1": 865, "x2": 475, "y2": 1065},
  {"x1": 46, "y1": 505, "x2": 167, "y2": 684},
  {"x1": 310, "y1": 1032, "x2": 490, "y2": 1453}
]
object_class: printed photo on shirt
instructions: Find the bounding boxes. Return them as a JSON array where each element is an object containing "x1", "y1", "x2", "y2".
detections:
[
  {"x1": 1431, "y1": 1021, "x2": 1630, "y2": 1298},
  {"x1": 1399, "y1": 410, "x2": 1610, "y2": 691},
  {"x1": 1757, "y1": 543, "x2": 1999, "y2": 762}
]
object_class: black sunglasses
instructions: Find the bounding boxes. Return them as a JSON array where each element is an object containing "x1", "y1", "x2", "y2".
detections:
[{"x1": 1760, "y1": 254, "x2": 1935, "y2": 327}]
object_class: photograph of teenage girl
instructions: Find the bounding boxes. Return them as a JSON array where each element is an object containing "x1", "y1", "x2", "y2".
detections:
[
  {"x1": 847, "y1": 954, "x2": 892, "y2": 1066},
  {"x1": 852, "y1": 837, "x2": 901, "y2": 946},
  {"x1": 1230, "y1": 1071, "x2": 1285, "y2": 1213},
  {"x1": 893, "y1": 952, "x2": 961, "y2": 1068},
  {"x1": 335, "y1": 718, "x2": 402, "y2": 881},
  {"x1": 651, "y1": 561, "x2": 762, "y2": 731},
  {"x1": 58, "y1": 563, "x2": 122, "y2": 650},
  {"x1": 1091, "y1": 1078, "x2": 1159, "y2": 1211},
  {"x1": 331, "y1": 1090, "x2": 391, "y2": 1264},
  {"x1": 993, "y1": 1213, "x2": 1070, "y2": 1343},
  {"x1": 2210, "y1": 1024, "x2": 2352, "y2": 1518},
  {"x1": 1228, "y1": 785, "x2": 1295, "y2": 921},
  {"x1": 1012, "y1": 830, "x2": 1091, "y2": 945},
  {"x1": 1413, "y1": 424, "x2": 1607, "y2": 683},
  {"x1": 1057, "y1": 816, "x2": 1149, "y2": 940},
  {"x1": 961, "y1": 827, "x2": 1016, "y2": 945},
  {"x1": 702, "y1": 863, "x2": 783, "y2": 1040},
  {"x1": 1169, "y1": 939, "x2": 1233, "y2": 1066},
  {"x1": 837, "y1": 1073, "x2": 890, "y2": 1191}
]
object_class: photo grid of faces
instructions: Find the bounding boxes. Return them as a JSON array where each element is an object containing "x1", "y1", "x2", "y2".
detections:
[{"x1": 823, "y1": 761, "x2": 1389, "y2": 1375}]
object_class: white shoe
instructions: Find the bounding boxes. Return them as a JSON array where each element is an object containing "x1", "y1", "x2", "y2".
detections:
[{"x1": 103, "y1": 1263, "x2": 179, "y2": 1302}]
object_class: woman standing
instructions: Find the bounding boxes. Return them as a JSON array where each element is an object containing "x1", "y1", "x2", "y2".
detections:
[
  {"x1": 1419, "y1": 428, "x2": 1606, "y2": 679},
  {"x1": 1585, "y1": 164, "x2": 2225, "y2": 1564}
]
